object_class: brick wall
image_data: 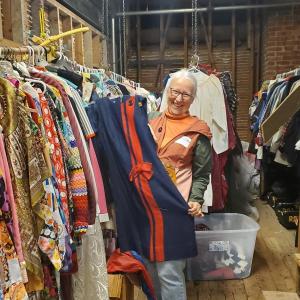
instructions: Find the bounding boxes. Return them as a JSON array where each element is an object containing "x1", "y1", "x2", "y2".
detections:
[{"x1": 262, "y1": 7, "x2": 300, "y2": 80}]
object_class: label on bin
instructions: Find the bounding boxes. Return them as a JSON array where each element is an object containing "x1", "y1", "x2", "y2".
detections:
[{"x1": 208, "y1": 241, "x2": 230, "y2": 252}]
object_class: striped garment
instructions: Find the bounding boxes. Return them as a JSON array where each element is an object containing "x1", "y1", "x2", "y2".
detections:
[{"x1": 69, "y1": 87, "x2": 95, "y2": 139}]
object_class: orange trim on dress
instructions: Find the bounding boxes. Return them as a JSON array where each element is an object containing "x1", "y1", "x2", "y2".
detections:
[
  {"x1": 125, "y1": 97, "x2": 165, "y2": 262},
  {"x1": 121, "y1": 100, "x2": 155, "y2": 261}
]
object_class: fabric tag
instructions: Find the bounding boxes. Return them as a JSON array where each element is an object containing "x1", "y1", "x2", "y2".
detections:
[
  {"x1": 98, "y1": 213, "x2": 110, "y2": 223},
  {"x1": 175, "y1": 136, "x2": 192, "y2": 148},
  {"x1": 256, "y1": 146, "x2": 263, "y2": 160},
  {"x1": 8, "y1": 258, "x2": 22, "y2": 284},
  {"x1": 82, "y1": 82, "x2": 94, "y2": 102},
  {"x1": 86, "y1": 224, "x2": 96, "y2": 236},
  {"x1": 29, "y1": 158, "x2": 42, "y2": 189}
]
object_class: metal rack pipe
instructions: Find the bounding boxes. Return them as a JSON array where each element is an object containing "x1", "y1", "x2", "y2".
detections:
[{"x1": 115, "y1": 2, "x2": 300, "y2": 17}]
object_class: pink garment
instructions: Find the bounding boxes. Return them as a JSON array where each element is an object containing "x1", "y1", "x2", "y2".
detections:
[
  {"x1": 0, "y1": 132, "x2": 24, "y2": 263},
  {"x1": 175, "y1": 167, "x2": 192, "y2": 202},
  {"x1": 7, "y1": 77, "x2": 20, "y2": 89},
  {"x1": 89, "y1": 140, "x2": 109, "y2": 222},
  {"x1": 66, "y1": 102, "x2": 97, "y2": 225}
]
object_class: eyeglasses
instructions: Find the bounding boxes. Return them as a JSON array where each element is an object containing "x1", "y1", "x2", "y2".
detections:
[{"x1": 169, "y1": 88, "x2": 193, "y2": 100}]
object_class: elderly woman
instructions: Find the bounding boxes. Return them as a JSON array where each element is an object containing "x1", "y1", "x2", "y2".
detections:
[{"x1": 147, "y1": 69, "x2": 212, "y2": 300}]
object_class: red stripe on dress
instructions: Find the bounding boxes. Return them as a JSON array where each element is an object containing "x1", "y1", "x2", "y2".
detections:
[
  {"x1": 121, "y1": 100, "x2": 155, "y2": 261},
  {"x1": 125, "y1": 97, "x2": 165, "y2": 262}
]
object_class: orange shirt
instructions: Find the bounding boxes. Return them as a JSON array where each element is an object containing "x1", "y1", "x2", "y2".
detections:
[{"x1": 161, "y1": 110, "x2": 197, "y2": 148}]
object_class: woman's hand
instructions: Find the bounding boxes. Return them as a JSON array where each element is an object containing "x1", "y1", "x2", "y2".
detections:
[{"x1": 188, "y1": 201, "x2": 204, "y2": 217}]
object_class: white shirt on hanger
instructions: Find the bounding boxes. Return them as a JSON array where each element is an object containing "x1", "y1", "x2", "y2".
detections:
[{"x1": 191, "y1": 71, "x2": 229, "y2": 155}]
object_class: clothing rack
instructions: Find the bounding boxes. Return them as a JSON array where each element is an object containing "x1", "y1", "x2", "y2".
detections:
[
  {"x1": 0, "y1": 45, "x2": 141, "y2": 89},
  {"x1": 55, "y1": 52, "x2": 105, "y2": 74},
  {"x1": 56, "y1": 53, "x2": 141, "y2": 89},
  {"x1": 0, "y1": 45, "x2": 50, "y2": 62},
  {"x1": 108, "y1": 71, "x2": 141, "y2": 89},
  {"x1": 276, "y1": 67, "x2": 300, "y2": 79}
]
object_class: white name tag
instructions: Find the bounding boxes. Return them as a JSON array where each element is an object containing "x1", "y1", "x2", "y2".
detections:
[{"x1": 175, "y1": 136, "x2": 192, "y2": 148}]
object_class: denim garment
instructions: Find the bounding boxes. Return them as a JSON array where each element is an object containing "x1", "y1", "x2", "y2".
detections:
[{"x1": 144, "y1": 258, "x2": 187, "y2": 300}]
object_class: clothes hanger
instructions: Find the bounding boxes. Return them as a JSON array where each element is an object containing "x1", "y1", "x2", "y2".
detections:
[
  {"x1": 0, "y1": 60, "x2": 15, "y2": 76},
  {"x1": 188, "y1": 53, "x2": 200, "y2": 72},
  {"x1": 14, "y1": 61, "x2": 31, "y2": 77},
  {"x1": 25, "y1": 78, "x2": 47, "y2": 94},
  {"x1": 294, "y1": 68, "x2": 300, "y2": 76},
  {"x1": 26, "y1": 46, "x2": 35, "y2": 66},
  {"x1": 0, "y1": 54, "x2": 23, "y2": 80},
  {"x1": 36, "y1": 46, "x2": 48, "y2": 67}
]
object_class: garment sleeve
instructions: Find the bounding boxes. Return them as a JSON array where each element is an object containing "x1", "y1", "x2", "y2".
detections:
[
  {"x1": 188, "y1": 135, "x2": 212, "y2": 205},
  {"x1": 147, "y1": 111, "x2": 161, "y2": 121},
  {"x1": 85, "y1": 103, "x2": 99, "y2": 133}
]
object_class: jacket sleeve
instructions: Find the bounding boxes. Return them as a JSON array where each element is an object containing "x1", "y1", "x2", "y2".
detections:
[{"x1": 188, "y1": 135, "x2": 212, "y2": 205}]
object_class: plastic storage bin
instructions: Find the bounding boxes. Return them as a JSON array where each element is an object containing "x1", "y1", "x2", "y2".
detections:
[{"x1": 186, "y1": 213, "x2": 260, "y2": 281}]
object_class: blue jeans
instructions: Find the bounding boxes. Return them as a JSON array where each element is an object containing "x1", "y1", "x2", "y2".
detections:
[{"x1": 145, "y1": 259, "x2": 187, "y2": 300}]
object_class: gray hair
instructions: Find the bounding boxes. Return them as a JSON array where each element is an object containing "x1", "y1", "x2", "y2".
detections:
[
  {"x1": 168, "y1": 69, "x2": 197, "y2": 96},
  {"x1": 159, "y1": 69, "x2": 198, "y2": 112}
]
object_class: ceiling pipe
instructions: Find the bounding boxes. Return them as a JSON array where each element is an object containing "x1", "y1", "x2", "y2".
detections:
[{"x1": 115, "y1": 2, "x2": 300, "y2": 17}]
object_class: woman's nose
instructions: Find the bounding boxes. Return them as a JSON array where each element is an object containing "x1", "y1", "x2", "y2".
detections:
[{"x1": 175, "y1": 94, "x2": 184, "y2": 102}]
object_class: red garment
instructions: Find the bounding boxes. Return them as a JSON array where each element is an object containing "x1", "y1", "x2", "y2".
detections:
[
  {"x1": 211, "y1": 150, "x2": 229, "y2": 211},
  {"x1": 40, "y1": 94, "x2": 70, "y2": 227},
  {"x1": 211, "y1": 99, "x2": 236, "y2": 211},
  {"x1": 203, "y1": 267, "x2": 236, "y2": 280},
  {"x1": 107, "y1": 249, "x2": 156, "y2": 300},
  {"x1": 225, "y1": 101, "x2": 237, "y2": 151},
  {"x1": 25, "y1": 93, "x2": 39, "y2": 125}
]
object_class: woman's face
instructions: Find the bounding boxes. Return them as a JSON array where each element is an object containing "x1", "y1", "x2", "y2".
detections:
[{"x1": 167, "y1": 78, "x2": 195, "y2": 116}]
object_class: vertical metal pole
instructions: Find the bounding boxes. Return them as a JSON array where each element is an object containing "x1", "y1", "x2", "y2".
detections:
[
  {"x1": 119, "y1": 18, "x2": 123, "y2": 75},
  {"x1": 112, "y1": 16, "x2": 116, "y2": 72},
  {"x1": 137, "y1": 15, "x2": 141, "y2": 82}
]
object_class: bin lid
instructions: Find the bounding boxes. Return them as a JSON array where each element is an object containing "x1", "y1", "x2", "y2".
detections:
[{"x1": 194, "y1": 213, "x2": 260, "y2": 233}]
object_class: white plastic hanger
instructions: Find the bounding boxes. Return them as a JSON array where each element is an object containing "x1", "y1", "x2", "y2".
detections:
[
  {"x1": 26, "y1": 46, "x2": 35, "y2": 66},
  {"x1": 188, "y1": 53, "x2": 200, "y2": 71},
  {"x1": 25, "y1": 78, "x2": 47, "y2": 94}
]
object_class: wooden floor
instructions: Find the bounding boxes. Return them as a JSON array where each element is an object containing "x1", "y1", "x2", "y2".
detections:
[{"x1": 135, "y1": 200, "x2": 298, "y2": 300}]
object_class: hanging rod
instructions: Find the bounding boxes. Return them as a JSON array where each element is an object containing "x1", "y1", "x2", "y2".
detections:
[
  {"x1": 0, "y1": 46, "x2": 51, "y2": 55},
  {"x1": 0, "y1": 45, "x2": 141, "y2": 88},
  {"x1": 0, "y1": 46, "x2": 101, "y2": 74},
  {"x1": 115, "y1": 2, "x2": 300, "y2": 17}
]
